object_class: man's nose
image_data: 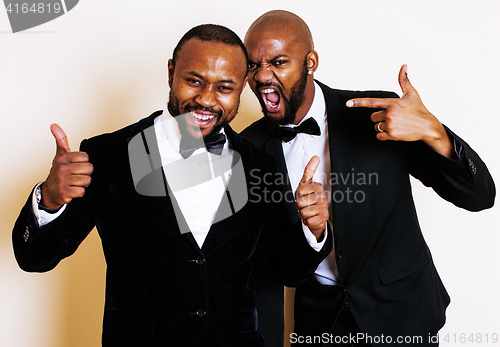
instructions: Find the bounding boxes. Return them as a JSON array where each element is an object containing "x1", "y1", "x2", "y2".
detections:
[
  {"x1": 195, "y1": 86, "x2": 217, "y2": 108},
  {"x1": 253, "y1": 66, "x2": 274, "y2": 84}
]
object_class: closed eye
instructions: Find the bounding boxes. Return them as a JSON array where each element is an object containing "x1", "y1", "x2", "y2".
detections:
[{"x1": 218, "y1": 85, "x2": 234, "y2": 93}]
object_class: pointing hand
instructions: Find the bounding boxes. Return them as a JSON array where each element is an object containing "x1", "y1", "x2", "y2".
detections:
[
  {"x1": 346, "y1": 65, "x2": 454, "y2": 158},
  {"x1": 295, "y1": 156, "x2": 329, "y2": 241}
]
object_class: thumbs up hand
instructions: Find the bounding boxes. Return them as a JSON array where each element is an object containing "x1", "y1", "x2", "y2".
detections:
[
  {"x1": 295, "y1": 156, "x2": 329, "y2": 241},
  {"x1": 346, "y1": 65, "x2": 454, "y2": 158},
  {"x1": 41, "y1": 124, "x2": 94, "y2": 209}
]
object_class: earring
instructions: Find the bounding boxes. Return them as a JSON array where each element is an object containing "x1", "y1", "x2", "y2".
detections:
[{"x1": 308, "y1": 70, "x2": 313, "y2": 75}]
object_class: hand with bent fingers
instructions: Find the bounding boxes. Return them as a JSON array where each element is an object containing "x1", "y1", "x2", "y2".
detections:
[
  {"x1": 41, "y1": 124, "x2": 94, "y2": 210},
  {"x1": 346, "y1": 64, "x2": 455, "y2": 158},
  {"x1": 295, "y1": 156, "x2": 329, "y2": 241}
]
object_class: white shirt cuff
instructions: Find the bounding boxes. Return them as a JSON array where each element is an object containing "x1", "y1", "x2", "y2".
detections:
[
  {"x1": 302, "y1": 221, "x2": 328, "y2": 252},
  {"x1": 31, "y1": 182, "x2": 67, "y2": 227}
]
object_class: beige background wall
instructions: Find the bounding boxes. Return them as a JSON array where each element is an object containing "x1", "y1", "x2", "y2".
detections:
[{"x1": 1, "y1": 1, "x2": 499, "y2": 346}]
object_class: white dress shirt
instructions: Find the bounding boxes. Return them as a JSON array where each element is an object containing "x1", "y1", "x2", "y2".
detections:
[{"x1": 281, "y1": 81, "x2": 338, "y2": 284}]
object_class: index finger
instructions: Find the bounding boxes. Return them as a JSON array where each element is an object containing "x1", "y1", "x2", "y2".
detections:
[
  {"x1": 346, "y1": 98, "x2": 395, "y2": 109},
  {"x1": 300, "y1": 156, "x2": 320, "y2": 183}
]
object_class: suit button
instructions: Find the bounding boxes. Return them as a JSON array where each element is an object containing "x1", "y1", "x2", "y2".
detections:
[
  {"x1": 342, "y1": 300, "x2": 351, "y2": 311},
  {"x1": 196, "y1": 309, "x2": 206, "y2": 317},
  {"x1": 195, "y1": 257, "x2": 205, "y2": 265},
  {"x1": 337, "y1": 252, "x2": 343, "y2": 259}
]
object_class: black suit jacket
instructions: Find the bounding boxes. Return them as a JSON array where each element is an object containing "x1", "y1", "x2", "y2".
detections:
[
  {"x1": 13, "y1": 111, "x2": 332, "y2": 347},
  {"x1": 241, "y1": 81, "x2": 495, "y2": 345}
]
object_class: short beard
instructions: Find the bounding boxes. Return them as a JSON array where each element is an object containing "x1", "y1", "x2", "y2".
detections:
[
  {"x1": 262, "y1": 57, "x2": 309, "y2": 126},
  {"x1": 167, "y1": 89, "x2": 228, "y2": 143}
]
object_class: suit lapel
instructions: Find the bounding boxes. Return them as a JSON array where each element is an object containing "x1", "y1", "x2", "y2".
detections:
[
  {"x1": 317, "y1": 81, "x2": 349, "y2": 233},
  {"x1": 261, "y1": 122, "x2": 299, "y2": 224},
  {"x1": 262, "y1": 122, "x2": 289, "y2": 177}
]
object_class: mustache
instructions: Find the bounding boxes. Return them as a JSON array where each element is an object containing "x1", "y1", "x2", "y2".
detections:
[{"x1": 184, "y1": 104, "x2": 223, "y2": 118}]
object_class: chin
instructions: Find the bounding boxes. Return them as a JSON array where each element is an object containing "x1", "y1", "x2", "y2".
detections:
[
  {"x1": 262, "y1": 110, "x2": 289, "y2": 126},
  {"x1": 265, "y1": 113, "x2": 283, "y2": 123}
]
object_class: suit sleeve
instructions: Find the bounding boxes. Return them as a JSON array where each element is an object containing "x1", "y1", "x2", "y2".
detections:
[
  {"x1": 12, "y1": 139, "x2": 97, "y2": 272},
  {"x1": 394, "y1": 128, "x2": 495, "y2": 211}
]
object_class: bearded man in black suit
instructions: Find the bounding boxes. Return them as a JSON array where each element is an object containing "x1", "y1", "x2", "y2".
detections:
[{"x1": 241, "y1": 10, "x2": 495, "y2": 347}]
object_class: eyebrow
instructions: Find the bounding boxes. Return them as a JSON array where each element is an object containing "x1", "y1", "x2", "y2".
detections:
[
  {"x1": 186, "y1": 71, "x2": 237, "y2": 85},
  {"x1": 270, "y1": 54, "x2": 289, "y2": 61},
  {"x1": 249, "y1": 54, "x2": 289, "y2": 65}
]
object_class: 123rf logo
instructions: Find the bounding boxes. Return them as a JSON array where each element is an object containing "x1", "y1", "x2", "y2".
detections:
[{"x1": 4, "y1": 0, "x2": 79, "y2": 33}]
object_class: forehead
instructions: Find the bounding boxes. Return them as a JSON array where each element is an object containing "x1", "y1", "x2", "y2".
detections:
[
  {"x1": 175, "y1": 39, "x2": 247, "y2": 81},
  {"x1": 245, "y1": 29, "x2": 301, "y2": 61}
]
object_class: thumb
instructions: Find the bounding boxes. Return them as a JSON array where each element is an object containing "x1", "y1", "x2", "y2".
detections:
[
  {"x1": 398, "y1": 64, "x2": 416, "y2": 98},
  {"x1": 301, "y1": 156, "x2": 320, "y2": 183},
  {"x1": 50, "y1": 123, "x2": 71, "y2": 154}
]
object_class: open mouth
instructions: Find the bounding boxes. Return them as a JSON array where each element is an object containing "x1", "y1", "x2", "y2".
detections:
[{"x1": 261, "y1": 87, "x2": 282, "y2": 113}]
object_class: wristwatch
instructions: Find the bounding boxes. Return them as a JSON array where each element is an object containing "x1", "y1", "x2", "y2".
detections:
[{"x1": 35, "y1": 184, "x2": 63, "y2": 213}]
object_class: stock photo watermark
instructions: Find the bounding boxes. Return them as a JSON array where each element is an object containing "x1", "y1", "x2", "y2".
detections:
[
  {"x1": 248, "y1": 168, "x2": 379, "y2": 204},
  {"x1": 3, "y1": 0, "x2": 79, "y2": 33},
  {"x1": 291, "y1": 332, "x2": 499, "y2": 345}
]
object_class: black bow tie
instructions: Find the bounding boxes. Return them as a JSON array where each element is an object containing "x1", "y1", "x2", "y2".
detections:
[
  {"x1": 179, "y1": 133, "x2": 226, "y2": 159},
  {"x1": 276, "y1": 118, "x2": 321, "y2": 142}
]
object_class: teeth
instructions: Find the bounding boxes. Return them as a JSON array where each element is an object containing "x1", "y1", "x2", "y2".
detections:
[
  {"x1": 265, "y1": 99, "x2": 278, "y2": 108},
  {"x1": 191, "y1": 112, "x2": 215, "y2": 121},
  {"x1": 262, "y1": 89, "x2": 278, "y2": 108}
]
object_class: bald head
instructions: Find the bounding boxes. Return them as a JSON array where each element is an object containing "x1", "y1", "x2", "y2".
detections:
[
  {"x1": 245, "y1": 10, "x2": 314, "y2": 52},
  {"x1": 244, "y1": 10, "x2": 319, "y2": 125}
]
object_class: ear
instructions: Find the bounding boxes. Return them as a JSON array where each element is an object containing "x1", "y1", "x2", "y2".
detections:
[
  {"x1": 167, "y1": 59, "x2": 175, "y2": 88},
  {"x1": 307, "y1": 50, "x2": 319, "y2": 74}
]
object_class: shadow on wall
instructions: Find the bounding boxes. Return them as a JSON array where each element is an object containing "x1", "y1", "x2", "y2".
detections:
[
  {"x1": 2, "y1": 85, "x2": 138, "y2": 347},
  {"x1": 57, "y1": 229, "x2": 105, "y2": 347},
  {"x1": 1, "y1": 160, "x2": 103, "y2": 347},
  {"x1": 54, "y1": 85, "x2": 143, "y2": 347}
]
